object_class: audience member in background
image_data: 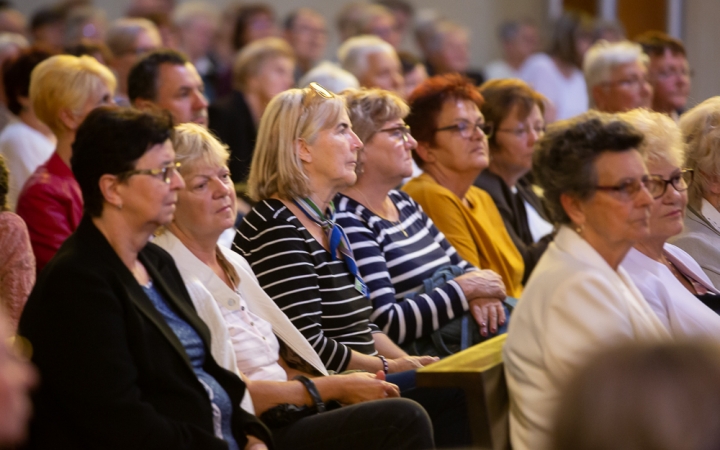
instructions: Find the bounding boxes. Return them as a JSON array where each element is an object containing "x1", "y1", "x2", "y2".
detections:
[
  {"x1": 504, "y1": 111, "x2": 670, "y2": 450},
  {"x1": 28, "y1": 5, "x2": 67, "y2": 53},
  {"x1": 619, "y1": 108, "x2": 720, "y2": 334},
  {"x1": 672, "y1": 97, "x2": 720, "y2": 287},
  {"x1": 0, "y1": 49, "x2": 55, "y2": 211},
  {"x1": 583, "y1": 40, "x2": 653, "y2": 113},
  {"x1": 129, "y1": 49, "x2": 208, "y2": 127},
  {"x1": 209, "y1": 37, "x2": 294, "y2": 184},
  {"x1": 297, "y1": 61, "x2": 359, "y2": 93},
  {"x1": 64, "y1": 39, "x2": 112, "y2": 65},
  {"x1": 376, "y1": 0, "x2": 414, "y2": 49},
  {"x1": 592, "y1": 18, "x2": 625, "y2": 42},
  {"x1": 16, "y1": 55, "x2": 115, "y2": 273},
  {"x1": 0, "y1": 33, "x2": 28, "y2": 109},
  {"x1": 338, "y1": 35, "x2": 404, "y2": 95},
  {"x1": 475, "y1": 79, "x2": 552, "y2": 283},
  {"x1": 552, "y1": 341, "x2": 720, "y2": 450},
  {"x1": 0, "y1": 310, "x2": 36, "y2": 446},
  {"x1": 520, "y1": 10, "x2": 594, "y2": 121},
  {"x1": 484, "y1": 19, "x2": 540, "y2": 81},
  {"x1": 636, "y1": 31, "x2": 691, "y2": 119},
  {"x1": 398, "y1": 51, "x2": 428, "y2": 99},
  {"x1": 232, "y1": 4, "x2": 278, "y2": 53},
  {"x1": 336, "y1": 87, "x2": 508, "y2": 355},
  {"x1": 0, "y1": 155, "x2": 34, "y2": 330},
  {"x1": 283, "y1": 8, "x2": 327, "y2": 82},
  {"x1": 64, "y1": 6, "x2": 107, "y2": 47},
  {"x1": 421, "y1": 20, "x2": 484, "y2": 86},
  {"x1": 105, "y1": 18, "x2": 161, "y2": 106},
  {"x1": 154, "y1": 123, "x2": 435, "y2": 450},
  {"x1": 0, "y1": 5, "x2": 25, "y2": 36},
  {"x1": 18, "y1": 107, "x2": 273, "y2": 450},
  {"x1": 171, "y1": 2, "x2": 221, "y2": 103},
  {"x1": 336, "y1": 3, "x2": 399, "y2": 47},
  {"x1": 131, "y1": 10, "x2": 176, "y2": 48},
  {"x1": 403, "y1": 74, "x2": 525, "y2": 298}
]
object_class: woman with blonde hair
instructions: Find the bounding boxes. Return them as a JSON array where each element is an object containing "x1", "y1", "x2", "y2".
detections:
[
  {"x1": 619, "y1": 108, "x2": 720, "y2": 334},
  {"x1": 15, "y1": 54, "x2": 115, "y2": 272}
]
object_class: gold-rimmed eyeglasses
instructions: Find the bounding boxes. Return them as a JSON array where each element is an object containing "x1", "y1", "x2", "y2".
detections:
[
  {"x1": 308, "y1": 82, "x2": 334, "y2": 99},
  {"x1": 378, "y1": 124, "x2": 412, "y2": 143}
]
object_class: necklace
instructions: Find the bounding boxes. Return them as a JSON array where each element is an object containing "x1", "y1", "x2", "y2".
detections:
[{"x1": 350, "y1": 188, "x2": 408, "y2": 237}]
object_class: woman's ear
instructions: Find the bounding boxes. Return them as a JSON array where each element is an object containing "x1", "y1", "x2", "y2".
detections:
[
  {"x1": 560, "y1": 192, "x2": 586, "y2": 228},
  {"x1": 296, "y1": 138, "x2": 312, "y2": 164},
  {"x1": 414, "y1": 141, "x2": 435, "y2": 165},
  {"x1": 58, "y1": 107, "x2": 80, "y2": 131},
  {"x1": 98, "y1": 174, "x2": 123, "y2": 210}
]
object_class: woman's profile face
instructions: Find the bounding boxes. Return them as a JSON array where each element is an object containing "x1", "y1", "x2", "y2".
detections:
[
  {"x1": 429, "y1": 98, "x2": 490, "y2": 176},
  {"x1": 360, "y1": 117, "x2": 416, "y2": 184},
  {"x1": 174, "y1": 161, "x2": 236, "y2": 239},
  {"x1": 576, "y1": 149, "x2": 653, "y2": 249},
  {"x1": 117, "y1": 139, "x2": 185, "y2": 228},
  {"x1": 493, "y1": 103, "x2": 544, "y2": 180},
  {"x1": 645, "y1": 158, "x2": 687, "y2": 242}
]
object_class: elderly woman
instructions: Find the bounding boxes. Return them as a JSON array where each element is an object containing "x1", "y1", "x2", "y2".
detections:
[
  {"x1": 15, "y1": 54, "x2": 115, "y2": 272},
  {"x1": 18, "y1": 107, "x2": 273, "y2": 449},
  {"x1": 155, "y1": 123, "x2": 433, "y2": 450},
  {"x1": 619, "y1": 108, "x2": 720, "y2": 335},
  {"x1": 209, "y1": 36, "x2": 295, "y2": 184},
  {"x1": 503, "y1": 111, "x2": 672, "y2": 450},
  {"x1": 403, "y1": 74, "x2": 525, "y2": 298},
  {"x1": 672, "y1": 97, "x2": 720, "y2": 289},
  {"x1": 234, "y1": 84, "x2": 469, "y2": 447},
  {"x1": 475, "y1": 78, "x2": 553, "y2": 282},
  {"x1": 335, "y1": 87, "x2": 507, "y2": 354}
]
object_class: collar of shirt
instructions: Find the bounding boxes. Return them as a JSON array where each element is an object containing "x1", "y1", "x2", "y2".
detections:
[{"x1": 700, "y1": 198, "x2": 720, "y2": 232}]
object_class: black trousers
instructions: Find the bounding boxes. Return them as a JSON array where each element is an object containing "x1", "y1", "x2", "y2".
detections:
[{"x1": 271, "y1": 398, "x2": 434, "y2": 450}]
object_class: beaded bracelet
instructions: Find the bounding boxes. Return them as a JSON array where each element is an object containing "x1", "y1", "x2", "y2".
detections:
[{"x1": 377, "y1": 355, "x2": 389, "y2": 375}]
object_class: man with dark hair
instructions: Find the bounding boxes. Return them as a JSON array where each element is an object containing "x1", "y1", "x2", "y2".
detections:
[
  {"x1": 635, "y1": 31, "x2": 691, "y2": 118},
  {"x1": 29, "y1": 4, "x2": 67, "y2": 53},
  {"x1": 128, "y1": 49, "x2": 209, "y2": 126}
]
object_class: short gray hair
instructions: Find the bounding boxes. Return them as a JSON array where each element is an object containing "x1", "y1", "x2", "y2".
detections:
[
  {"x1": 583, "y1": 40, "x2": 648, "y2": 102},
  {"x1": 106, "y1": 18, "x2": 160, "y2": 57},
  {"x1": 679, "y1": 97, "x2": 720, "y2": 210},
  {"x1": 338, "y1": 34, "x2": 396, "y2": 80},
  {"x1": 298, "y1": 62, "x2": 359, "y2": 94}
]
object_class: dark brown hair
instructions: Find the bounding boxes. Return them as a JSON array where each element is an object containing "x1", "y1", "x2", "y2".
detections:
[
  {"x1": 635, "y1": 30, "x2": 686, "y2": 57},
  {"x1": 232, "y1": 4, "x2": 276, "y2": 51}
]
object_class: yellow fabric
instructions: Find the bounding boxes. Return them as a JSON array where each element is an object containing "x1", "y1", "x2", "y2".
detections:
[{"x1": 403, "y1": 173, "x2": 524, "y2": 297}]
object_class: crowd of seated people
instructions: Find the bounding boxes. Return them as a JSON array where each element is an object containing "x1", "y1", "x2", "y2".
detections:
[{"x1": 0, "y1": 1, "x2": 717, "y2": 449}]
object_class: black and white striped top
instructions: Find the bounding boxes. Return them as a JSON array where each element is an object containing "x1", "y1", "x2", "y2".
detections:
[
  {"x1": 336, "y1": 191, "x2": 474, "y2": 345},
  {"x1": 233, "y1": 199, "x2": 378, "y2": 372}
]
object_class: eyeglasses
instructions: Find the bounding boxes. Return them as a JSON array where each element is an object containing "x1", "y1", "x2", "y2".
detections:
[
  {"x1": 308, "y1": 82, "x2": 333, "y2": 99},
  {"x1": 594, "y1": 174, "x2": 666, "y2": 200},
  {"x1": 496, "y1": 125, "x2": 546, "y2": 138},
  {"x1": 654, "y1": 67, "x2": 693, "y2": 80},
  {"x1": 651, "y1": 169, "x2": 694, "y2": 198},
  {"x1": 118, "y1": 162, "x2": 181, "y2": 184},
  {"x1": 434, "y1": 121, "x2": 494, "y2": 139},
  {"x1": 378, "y1": 124, "x2": 412, "y2": 143},
  {"x1": 602, "y1": 76, "x2": 651, "y2": 90}
]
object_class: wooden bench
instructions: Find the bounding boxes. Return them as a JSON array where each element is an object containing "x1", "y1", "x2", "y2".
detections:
[{"x1": 416, "y1": 334, "x2": 510, "y2": 450}]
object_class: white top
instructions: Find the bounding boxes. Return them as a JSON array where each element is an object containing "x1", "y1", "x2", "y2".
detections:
[
  {"x1": 519, "y1": 53, "x2": 588, "y2": 121},
  {"x1": 484, "y1": 59, "x2": 521, "y2": 80},
  {"x1": 621, "y1": 244, "x2": 720, "y2": 337},
  {"x1": 0, "y1": 122, "x2": 55, "y2": 210},
  {"x1": 154, "y1": 231, "x2": 330, "y2": 382},
  {"x1": 523, "y1": 198, "x2": 553, "y2": 242},
  {"x1": 504, "y1": 226, "x2": 670, "y2": 450}
]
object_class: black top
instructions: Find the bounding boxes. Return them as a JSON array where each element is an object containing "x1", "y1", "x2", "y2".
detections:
[
  {"x1": 474, "y1": 170, "x2": 552, "y2": 283},
  {"x1": 18, "y1": 216, "x2": 271, "y2": 450},
  {"x1": 208, "y1": 90, "x2": 257, "y2": 183},
  {"x1": 234, "y1": 199, "x2": 379, "y2": 372}
]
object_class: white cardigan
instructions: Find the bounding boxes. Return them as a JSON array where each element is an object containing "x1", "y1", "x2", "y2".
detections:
[
  {"x1": 504, "y1": 226, "x2": 671, "y2": 450},
  {"x1": 622, "y1": 244, "x2": 720, "y2": 338},
  {"x1": 154, "y1": 231, "x2": 328, "y2": 378}
]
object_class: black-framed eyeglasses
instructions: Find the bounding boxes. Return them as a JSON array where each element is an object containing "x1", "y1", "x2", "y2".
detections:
[
  {"x1": 118, "y1": 162, "x2": 181, "y2": 184},
  {"x1": 496, "y1": 125, "x2": 546, "y2": 138},
  {"x1": 594, "y1": 174, "x2": 666, "y2": 200},
  {"x1": 434, "y1": 121, "x2": 493, "y2": 139},
  {"x1": 650, "y1": 169, "x2": 694, "y2": 199},
  {"x1": 378, "y1": 124, "x2": 412, "y2": 143}
]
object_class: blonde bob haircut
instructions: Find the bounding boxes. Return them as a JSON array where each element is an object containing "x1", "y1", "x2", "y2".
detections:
[
  {"x1": 618, "y1": 108, "x2": 685, "y2": 168},
  {"x1": 172, "y1": 123, "x2": 230, "y2": 176},
  {"x1": 232, "y1": 37, "x2": 295, "y2": 92},
  {"x1": 248, "y1": 86, "x2": 347, "y2": 201},
  {"x1": 679, "y1": 97, "x2": 720, "y2": 210},
  {"x1": 30, "y1": 54, "x2": 116, "y2": 136},
  {"x1": 342, "y1": 87, "x2": 409, "y2": 144}
]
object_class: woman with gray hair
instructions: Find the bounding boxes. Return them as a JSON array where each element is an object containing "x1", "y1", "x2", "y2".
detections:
[
  {"x1": 504, "y1": 111, "x2": 671, "y2": 450},
  {"x1": 672, "y1": 97, "x2": 720, "y2": 290},
  {"x1": 619, "y1": 108, "x2": 720, "y2": 335}
]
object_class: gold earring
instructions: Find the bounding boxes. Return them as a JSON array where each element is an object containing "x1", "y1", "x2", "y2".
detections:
[{"x1": 575, "y1": 223, "x2": 583, "y2": 234}]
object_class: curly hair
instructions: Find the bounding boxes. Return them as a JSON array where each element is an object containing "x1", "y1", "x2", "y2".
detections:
[
  {"x1": 533, "y1": 110, "x2": 644, "y2": 224},
  {"x1": 342, "y1": 87, "x2": 409, "y2": 144}
]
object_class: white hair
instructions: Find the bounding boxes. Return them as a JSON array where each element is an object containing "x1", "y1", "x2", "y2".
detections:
[
  {"x1": 583, "y1": 39, "x2": 648, "y2": 92},
  {"x1": 298, "y1": 61, "x2": 359, "y2": 93},
  {"x1": 0, "y1": 32, "x2": 28, "y2": 53},
  {"x1": 171, "y1": 1, "x2": 220, "y2": 28},
  {"x1": 337, "y1": 34, "x2": 396, "y2": 80}
]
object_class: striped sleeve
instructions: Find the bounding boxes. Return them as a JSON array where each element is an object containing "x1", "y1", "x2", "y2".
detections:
[{"x1": 233, "y1": 201, "x2": 351, "y2": 372}]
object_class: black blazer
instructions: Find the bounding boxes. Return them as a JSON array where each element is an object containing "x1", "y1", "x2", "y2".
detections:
[
  {"x1": 18, "y1": 217, "x2": 271, "y2": 450},
  {"x1": 208, "y1": 90, "x2": 257, "y2": 184},
  {"x1": 474, "y1": 170, "x2": 552, "y2": 283}
]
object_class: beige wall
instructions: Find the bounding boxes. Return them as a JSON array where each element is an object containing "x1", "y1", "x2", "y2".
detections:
[{"x1": 683, "y1": 1, "x2": 720, "y2": 109}]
